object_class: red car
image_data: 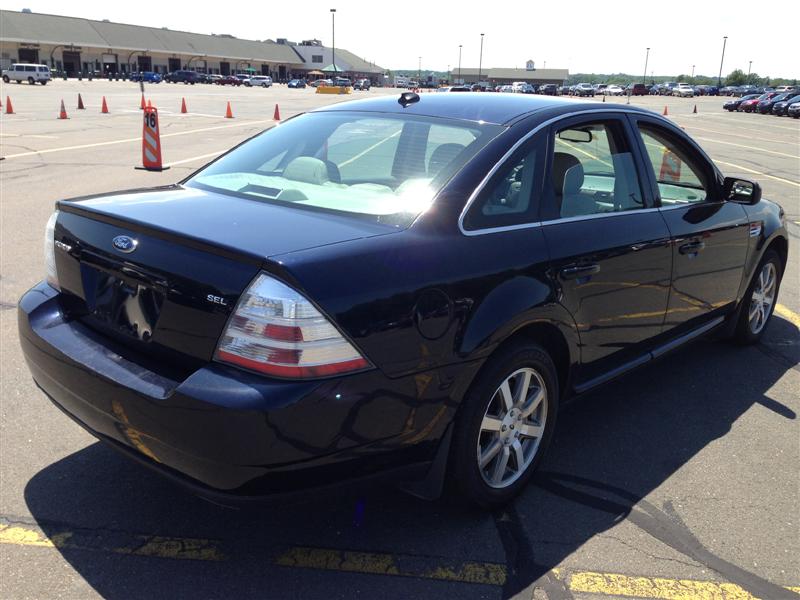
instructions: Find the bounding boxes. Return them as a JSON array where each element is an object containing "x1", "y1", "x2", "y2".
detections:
[
  {"x1": 740, "y1": 92, "x2": 778, "y2": 112},
  {"x1": 216, "y1": 75, "x2": 242, "y2": 86}
]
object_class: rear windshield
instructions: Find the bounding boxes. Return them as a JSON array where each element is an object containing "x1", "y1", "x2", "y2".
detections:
[{"x1": 186, "y1": 111, "x2": 504, "y2": 227}]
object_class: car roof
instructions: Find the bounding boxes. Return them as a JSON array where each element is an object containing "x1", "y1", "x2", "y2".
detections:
[{"x1": 314, "y1": 93, "x2": 654, "y2": 126}]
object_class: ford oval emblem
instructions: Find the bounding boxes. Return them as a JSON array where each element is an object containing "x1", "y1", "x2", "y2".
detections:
[{"x1": 112, "y1": 235, "x2": 138, "y2": 253}]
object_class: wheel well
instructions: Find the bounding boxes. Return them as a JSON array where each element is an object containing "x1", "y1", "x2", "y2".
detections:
[
  {"x1": 500, "y1": 323, "x2": 571, "y2": 399},
  {"x1": 766, "y1": 236, "x2": 788, "y2": 272}
]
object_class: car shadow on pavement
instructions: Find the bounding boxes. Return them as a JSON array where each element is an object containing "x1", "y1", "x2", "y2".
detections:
[{"x1": 24, "y1": 325, "x2": 798, "y2": 600}]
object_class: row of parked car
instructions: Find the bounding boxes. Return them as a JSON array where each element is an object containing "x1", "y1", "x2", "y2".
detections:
[
  {"x1": 723, "y1": 90, "x2": 800, "y2": 117},
  {"x1": 719, "y1": 84, "x2": 798, "y2": 97}
]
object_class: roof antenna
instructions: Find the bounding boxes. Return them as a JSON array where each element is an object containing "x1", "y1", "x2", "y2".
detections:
[{"x1": 398, "y1": 92, "x2": 420, "y2": 107}]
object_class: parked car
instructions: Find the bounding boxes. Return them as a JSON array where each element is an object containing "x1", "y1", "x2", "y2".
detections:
[
  {"x1": 19, "y1": 93, "x2": 788, "y2": 508},
  {"x1": 333, "y1": 77, "x2": 352, "y2": 87},
  {"x1": 207, "y1": 74, "x2": 222, "y2": 84},
  {"x1": 353, "y1": 79, "x2": 371, "y2": 90},
  {"x1": 627, "y1": 83, "x2": 649, "y2": 96},
  {"x1": 757, "y1": 92, "x2": 795, "y2": 114},
  {"x1": 774, "y1": 85, "x2": 798, "y2": 95},
  {"x1": 672, "y1": 83, "x2": 695, "y2": 97},
  {"x1": 539, "y1": 84, "x2": 558, "y2": 96},
  {"x1": 604, "y1": 85, "x2": 625, "y2": 96},
  {"x1": 723, "y1": 94, "x2": 759, "y2": 111},
  {"x1": 739, "y1": 93, "x2": 771, "y2": 112},
  {"x1": 216, "y1": 75, "x2": 242, "y2": 86},
  {"x1": 247, "y1": 76, "x2": 273, "y2": 88},
  {"x1": 558, "y1": 85, "x2": 571, "y2": 95},
  {"x1": 770, "y1": 94, "x2": 800, "y2": 116},
  {"x1": 787, "y1": 102, "x2": 800, "y2": 118},
  {"x1": 287, "y1": 79, "x2": 307, "y2": 88},
  {"x1": 165, "y1": 70, "x2": 201, "y2": 84},
  {"x1": 131, "y1": 71, "x2": 162, "y2": 83},
  {"x1": 310, "y1": 78, "x2": 332, "y2": 87},
  {"x1": 694, "y1": 85, "x2": 719, "y2": 96},
  {"x1": 659, "y1": 82, "x2": 678, "y2": 95},
  {"x1": 234, "y1": 74, "x2": 251, "y2": 85},
  {"x1": 572, "y1": 83, "x2": 595, "y2": 97},
  {"x1": 2, "y1": 63, "x2": 51, "y2": 84}
]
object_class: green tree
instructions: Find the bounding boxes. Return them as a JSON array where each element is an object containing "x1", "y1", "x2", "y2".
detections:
[{"x1": 725, "y1": 69, "x2": 747, "y2": 86}]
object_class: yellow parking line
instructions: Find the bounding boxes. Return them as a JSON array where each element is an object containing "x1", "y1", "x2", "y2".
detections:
[
  {"x1": 565, "y1": 570, "x2": 800, "y2": 599},
  {"x1": 775, "y1": 304, "x2": 800, "y2": 328},
  {"x1": 0, "y1": 521, "x2": 224, "y2": 561},
  {"x1": 1, "y1": 119, "x2": 275, "y2": 160}
]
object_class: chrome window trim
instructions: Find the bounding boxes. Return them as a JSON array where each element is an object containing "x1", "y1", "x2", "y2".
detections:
[{"x1": 458, "y1": 107, "x2": 672, "y2": 237}]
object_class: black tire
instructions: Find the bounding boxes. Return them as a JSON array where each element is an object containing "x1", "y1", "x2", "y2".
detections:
[
  {"x1": 40, "y1": 81, "x2": 47, "y2": 86},
  {"x1": 2, "y1": 75, "x2": 8, "y2": 83},
  {"x1": 27, "y1": 77, "x2": 35, "y2": 85},
  {"x1": 732, "y1": 249, "x2": 782, "y2": 345},
  {"x1": 448, "y1": 341, "x2": 559, "y2": 508}
]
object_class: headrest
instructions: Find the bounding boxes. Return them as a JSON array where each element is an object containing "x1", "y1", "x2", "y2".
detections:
[
  {"x1": 428, "y1": 143, "x2": 466, "y2": 175},
  {"x1": 283, "y1": 157, "x2": 330, "y2": 185},
  {"x1": 552, "y1": 152, "x2": 584, "y2": 195}
]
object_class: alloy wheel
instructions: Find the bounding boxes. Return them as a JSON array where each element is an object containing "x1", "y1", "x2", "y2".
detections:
[
  {"x1": 476, "y1": 367, "x2": 547, "y2": 489},
  {"x1": 748, "y1": 262, "x2": 777, "y2": 335}
]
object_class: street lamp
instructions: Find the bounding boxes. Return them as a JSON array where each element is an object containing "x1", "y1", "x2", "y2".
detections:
[
  {"x1": 691, "y1": 64, "x2": 695, "y2": 80},
  {"x1": 748, "y1": 60, "x2": 752, "y2": 83},
  {"x1": 478, "y1": 33, "x2": 485, "y2": 85},
  {"x1": 418, "y1": 56, "x2": 421, "y2": 86},
  {"x1": 642, "y1": 47, "x2": 650, "y2": 86},
  {"x1": 717, "y1": 35, "x2": 728, "y2": 87},
  {"x1": 330, "y1": 9, "x2": 337, "y2": 77},
  {"x1": 458, "y1": 44, "x2": 462, "y2": 84}
]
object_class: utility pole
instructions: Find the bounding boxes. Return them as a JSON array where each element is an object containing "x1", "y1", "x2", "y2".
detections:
[
  {"x1": 478, "y1": 33, "x2": 485, "y2": 86},
  {"x1": 330, "y1": 8, "x2": 337, "y2": 77},
  {"x1": 458, "y1": 44, "x2": 462, "y2": 84},
  {"x1": 643, "y1": 47, "x2": 650, "y2": 85},
  {"x1": 717, "y1": 36, "x2": 728, "y2": 87}
]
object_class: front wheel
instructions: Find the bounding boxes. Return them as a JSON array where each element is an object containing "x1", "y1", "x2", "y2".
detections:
[
  {"x1": 449, "y1": 341, "x2": 558, "y2": 508},
  {"x1": 28, "y1": 77, "x2": 35, "y2": 84},
  {"x1": 2, "y1": 75, "x2": 8, "y2": 83},
  {"x1": 733, "y1": 250, "x2": 782, "y2": 344}
]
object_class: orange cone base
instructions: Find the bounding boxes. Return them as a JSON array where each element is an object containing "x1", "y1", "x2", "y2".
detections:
[{"x1": 135, "y1": 165, "x2": 171, "y2": 172}]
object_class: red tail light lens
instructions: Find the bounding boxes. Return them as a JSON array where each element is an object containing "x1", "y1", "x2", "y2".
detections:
[{"x1": 214, "y1": 272, "x2": 370, "y2": 378}]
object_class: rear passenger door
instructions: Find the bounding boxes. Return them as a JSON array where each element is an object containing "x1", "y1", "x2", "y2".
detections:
[
  {"x1": 539, "y1": 114, "x2": 673, "y2": 386},
  {"x1": 628, "y1": 116, "x2": 750, "y2": 332}
]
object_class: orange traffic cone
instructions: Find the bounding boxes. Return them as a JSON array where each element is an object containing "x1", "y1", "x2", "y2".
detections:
[
  {"x1": 101, "y1": 96, "x2": 109, "y2": 114},
  {"x1": 140, "y1": 93, "x2": 146, "y2": 110},
  {"x1": 5, "y1": 97, "x2": 14, "y2": 114},
  {"x1": 58, "y1": 99, "x2": 68, "y2": 120},
  {"x1": 136, "y1": 106, "x2": 169, "y2": 172},
  {"x1": 225, "y1": 101, "x2": 233, "y2": 118},
  {"x1": 693, "y1": 104, "x2": 698, "y2": 114},
  {"x1": 77, "y1": 93, "x2": 85, "y2": 110},
  {"x1": 662, "y1": 105, "x2": 669, "y2": 116},
  {"x1": 180, "y1": 97, "x2": 187, "y2": 114},
  {"x1": 273, "y1": 103, "x2": 281, "y2": 121}
]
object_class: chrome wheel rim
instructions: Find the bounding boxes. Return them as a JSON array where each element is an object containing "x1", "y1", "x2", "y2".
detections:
[
  {"x1": 476, "y1": 367, "x2": 547, "y2": 489},
  {"x1": 748, "y1": 262, "x2": 777, "y2": 335}
]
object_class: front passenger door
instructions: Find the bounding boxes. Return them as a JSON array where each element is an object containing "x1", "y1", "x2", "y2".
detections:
[{"x1": 631, "y1": 118, "x2": 750, "y2": 332}]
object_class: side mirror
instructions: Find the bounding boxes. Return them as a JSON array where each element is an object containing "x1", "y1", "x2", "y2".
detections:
[{"x1": 723, "y1": 177, "x2": 761, "y2": 205}]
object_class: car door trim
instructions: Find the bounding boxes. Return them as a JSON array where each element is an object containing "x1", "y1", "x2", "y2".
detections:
[
  {"x1": 574, "y1": 315, "x2": 725, "y2": 394},
  {"x1": 459, "y1": 108, "x2": 674, "y2": 236}
]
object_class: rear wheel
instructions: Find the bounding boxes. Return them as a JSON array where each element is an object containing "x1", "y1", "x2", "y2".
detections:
[
  {"x1": 27, "y1": 77, "x2": 34, "y2": 84},
  {"x1": 2, "y1": 75, "x2": 8, "y2": 83},
  {"x1": 449, "y1": 341, "x2": 558, "y2": 508},
  {"x1": 733, "y1": 250, "x2": 782, "y2": 344}
]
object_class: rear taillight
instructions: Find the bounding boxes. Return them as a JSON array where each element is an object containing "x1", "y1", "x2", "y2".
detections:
[{"x1": 214, "y1": 272, "x2": 370, "y2": 379}]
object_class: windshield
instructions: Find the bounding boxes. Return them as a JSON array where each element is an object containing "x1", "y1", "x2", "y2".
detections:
[{"x1": 186, "y1": 111, "x2": 504, "y2": 227}]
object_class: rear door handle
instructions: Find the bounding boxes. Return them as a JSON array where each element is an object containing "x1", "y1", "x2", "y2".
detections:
[
  {"x1": 560, "y1": 264, "x2": 601, "y2": 280},
  {"x1": 679, "y1": 241, "x2": 705, "y2": 255}
]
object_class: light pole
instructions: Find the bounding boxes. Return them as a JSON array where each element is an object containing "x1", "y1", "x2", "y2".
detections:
[
  {"x1": 691, "y1": 64, "x2": 695, "y2": 80},
  {"x1": 418, "y1": 56, "x2": 421, "y2": 86},
  {"x1": 748, "y1": 60, "x2": 752, "y2": 83},
  {"x1": 478, "y1": 33, "x2": 485, "y2": 85},
  {"x1": 330, "y1": 8, "x2": 337, "y2": 77},
  {"x1": 458, "y1": 44, "x2": 462, "y2": 84},
  {"x1": 717, "y1": 35, "x2": 728, "y2": 87},
  {"x1": 642, "y1": 47, "x2": 650, "y2": 86}
]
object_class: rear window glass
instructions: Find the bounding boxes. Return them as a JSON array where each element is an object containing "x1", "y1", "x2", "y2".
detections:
[{"x1": 187, "y1": 111, "x2": 503, "y2": 227}]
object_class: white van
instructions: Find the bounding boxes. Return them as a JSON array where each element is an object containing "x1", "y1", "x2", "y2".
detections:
[
  {"x1": 246, "y1": 75, "x2": 273, "y2": 88},
  {"x1": 2, "y1": 63, "x2": 51, "y2": 85}
]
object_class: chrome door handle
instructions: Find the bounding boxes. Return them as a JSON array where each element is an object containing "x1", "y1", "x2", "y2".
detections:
[
  {"x1": 560, "y1": 264, "x2": 601, "y2": 280},
  {"x1": 679, "y1": 241, "x2": 705, "y2": 255}
]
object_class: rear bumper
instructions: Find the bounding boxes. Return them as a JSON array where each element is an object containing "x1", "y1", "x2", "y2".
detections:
[{"x1": 19, "y1": 283, "x2": 460, "y2": 500}]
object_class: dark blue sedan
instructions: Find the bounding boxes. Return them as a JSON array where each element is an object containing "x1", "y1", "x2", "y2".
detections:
[{"x1": 19, "y1": 93, "x2": 789, "y2": 507}]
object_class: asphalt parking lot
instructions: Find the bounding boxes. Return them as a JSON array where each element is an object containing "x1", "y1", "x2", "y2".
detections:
[{"x1": 1, "y1": 80, "x2": 798, "y2": 600}]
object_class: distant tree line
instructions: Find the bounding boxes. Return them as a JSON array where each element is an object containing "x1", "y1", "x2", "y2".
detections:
[{"x1": 566, "y1": 70, "x2": 797, "y2": 87}]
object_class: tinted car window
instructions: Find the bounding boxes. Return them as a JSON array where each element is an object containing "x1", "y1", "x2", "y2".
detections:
[
  {"x1": 637, "y1": 125, "x2": 709, "y2": 205},
  {"x1": 188, "y1": 111, "x2": 502, "y2": 227},
  {"x1": 546, "y1": 121, "x2": 644, "y2": 219},
  {"x1": 24, "y1": 65, "x2": 35, "y2": 72}
]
